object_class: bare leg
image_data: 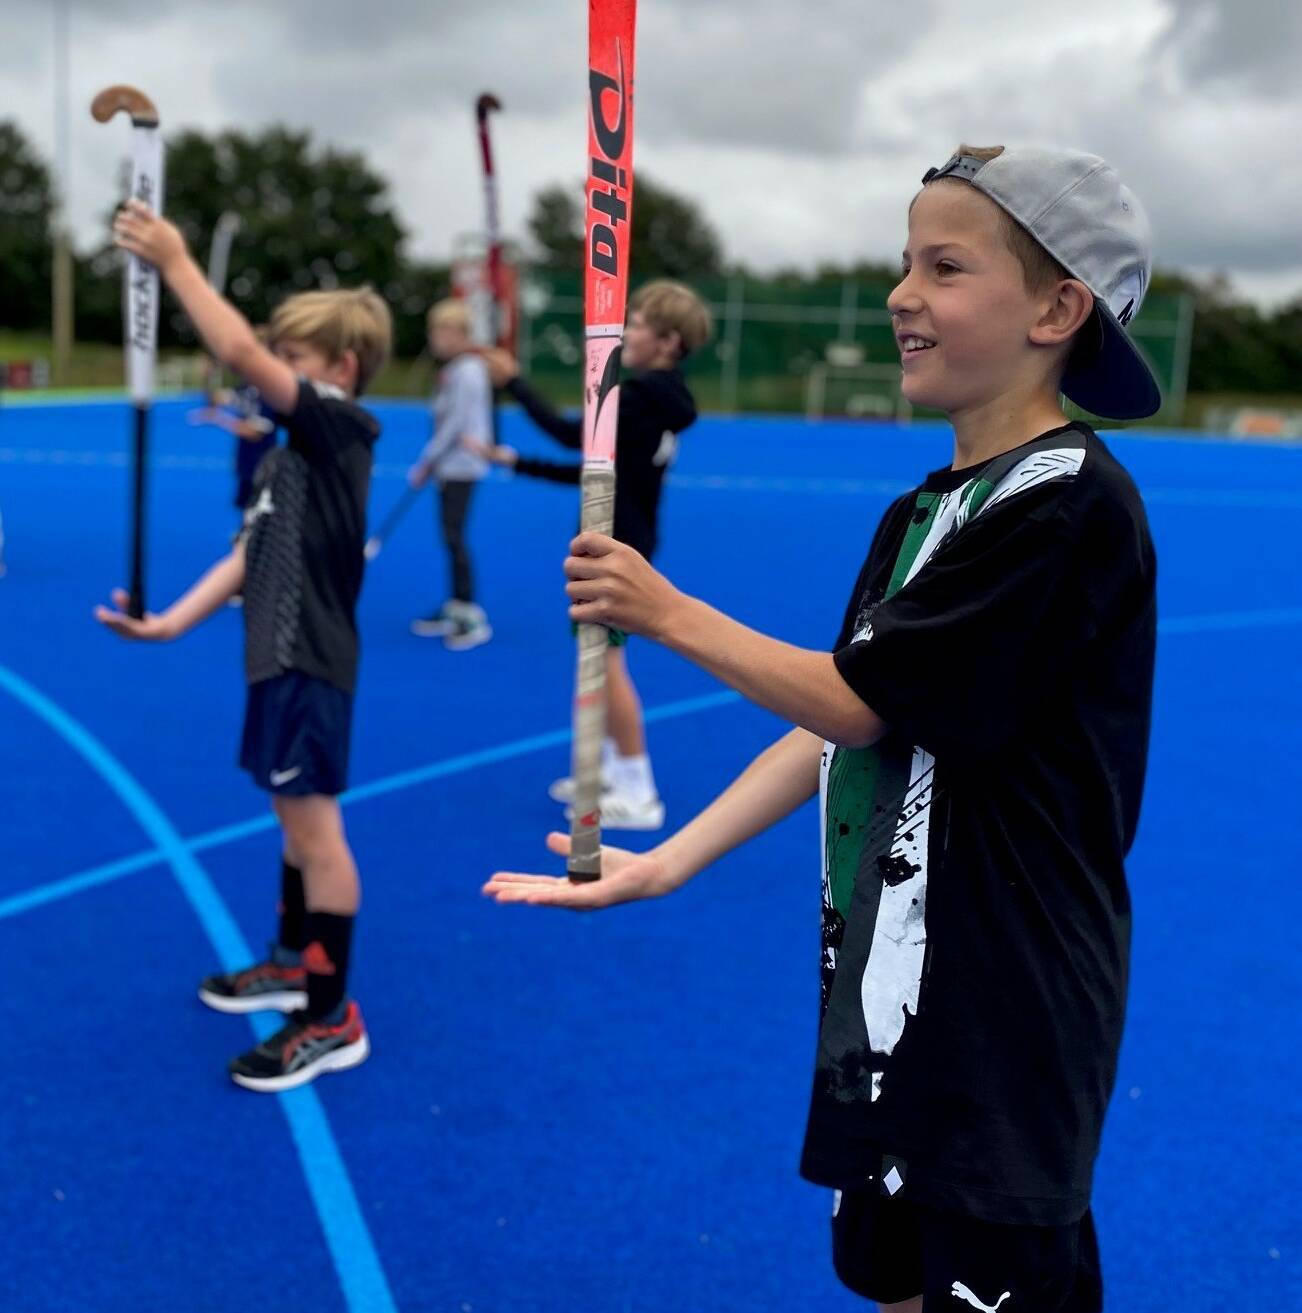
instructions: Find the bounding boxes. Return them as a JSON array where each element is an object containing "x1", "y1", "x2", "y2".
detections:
[
  {"x1": 605, "y1": 645, "x2": 645, "y2": 757},
  {"x1": 282, "y1": 831, "x2": 301, "y2": 868},
  {"x1": 879, "y1": 1300, "x2": 923, "y2": 1313},
  {"x1": 273, "y1": 795, "x2": 359, "y2": 915}
]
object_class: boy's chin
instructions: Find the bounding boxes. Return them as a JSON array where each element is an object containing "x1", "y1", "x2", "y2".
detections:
[{"x1": 899, "y1": 376, "x2": 947, "y2": 412}]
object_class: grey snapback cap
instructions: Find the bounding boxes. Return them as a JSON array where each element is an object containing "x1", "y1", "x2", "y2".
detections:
[{"x1": 923, "y1": 147, "x2": 1162, "y2": 421}]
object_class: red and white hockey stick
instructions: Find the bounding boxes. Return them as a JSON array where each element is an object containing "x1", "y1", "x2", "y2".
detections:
[{"x1": 568, "y1": 0, "x2": 637, "y2": 881}]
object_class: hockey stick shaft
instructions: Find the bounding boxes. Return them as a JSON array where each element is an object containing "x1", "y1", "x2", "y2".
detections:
[
  {"x1": 364, "y1": 483, "x2": 423, "y2": 560},
  {"x1": 476, "y1": 94, "x2": 504, "y2": 344},
  {"x1": 568, "y1": 0, "x2": 637, "y2": 881}
]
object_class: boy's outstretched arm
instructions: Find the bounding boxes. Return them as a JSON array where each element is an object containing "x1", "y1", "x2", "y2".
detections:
[
  {"x1": 484, "y1": 349, "x2": 582, "y2": 449},
  {"x1": 95, "y1": 542, "x2": 245, "y2": 642},
  {"x1": 113, "y1": 200, "x2": 298, "y2": 415},
  {"x1": 564, "y1": 533, "x2": 886, "y2": 748},
  {"x1": 483, "y1": 726, "x2": 822, "y2": 908}
]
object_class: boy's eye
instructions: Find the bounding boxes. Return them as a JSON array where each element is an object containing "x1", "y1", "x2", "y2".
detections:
[{"x1": 936, "y1": 260, "x2": 959, "y2": 275}]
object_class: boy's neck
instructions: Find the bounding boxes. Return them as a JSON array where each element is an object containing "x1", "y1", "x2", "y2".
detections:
[
  {"x1": 947, "y1": 388, "x2": 1070, "y2": 471},
  {"x1": 305, "y1": 377, "x2": 357, "y2": 400}
]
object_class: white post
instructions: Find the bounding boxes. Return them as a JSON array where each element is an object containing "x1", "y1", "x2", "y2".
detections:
[
  {"x1": 1168, "y1": 292, "x2": 1195, "y2": 425},
  {"x1": 719, "y1": 275, "x2": 744, "y2": 414}
]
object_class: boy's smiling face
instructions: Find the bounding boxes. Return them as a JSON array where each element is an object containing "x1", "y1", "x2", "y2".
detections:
[{"x1": 889, "y1": 182, "x2": 1072, "y2": 417}]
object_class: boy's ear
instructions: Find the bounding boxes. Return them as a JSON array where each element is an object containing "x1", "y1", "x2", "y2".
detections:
[
  {"x1": 1030, "y1": 278, "x2": 1094, "y2": 348},
  {"x1": 335, "y1": 348, "x2": 361, "y2": 391}
]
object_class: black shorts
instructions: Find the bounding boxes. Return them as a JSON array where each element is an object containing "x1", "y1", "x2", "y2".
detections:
[
  {"x1": 830, "y1": 1188, "x2": 1102, "y2": 1312},
  {"x1": 240, "y1": 671, "x2": 353, "y2": 797}
]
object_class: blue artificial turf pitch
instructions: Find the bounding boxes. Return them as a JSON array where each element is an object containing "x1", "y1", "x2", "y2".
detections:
[{"x1": 0, "y1": 397, "x2": 1297, "y2": 1311}]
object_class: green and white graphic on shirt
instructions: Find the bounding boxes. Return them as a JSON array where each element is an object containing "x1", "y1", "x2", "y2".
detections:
[{"x1": 819, "y1": 444, "x2": 1084, "y2": 1103}]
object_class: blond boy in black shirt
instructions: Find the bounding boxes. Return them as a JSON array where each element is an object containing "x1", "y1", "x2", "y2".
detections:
[{"x1": 99, "y1": 200, "x2": 390, "y2": 1093}]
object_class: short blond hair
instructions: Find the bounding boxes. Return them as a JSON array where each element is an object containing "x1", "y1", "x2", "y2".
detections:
[
  {"x1": 426, "y1": 299, "x2": 473, "y2": 335},
  {"x1": 629, "y1": 280, "x2": 712, "y2": 359},
  {"x1": 268, "y1": 286, "x2": 392, "y2": 395}
]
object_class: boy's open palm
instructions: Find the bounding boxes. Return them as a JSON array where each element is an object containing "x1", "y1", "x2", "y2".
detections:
[
  {"x1": 94, "y1": 588, "x2": 173, "y2": 641},
  {"x1": 482, "y1": 832, "x2": 670, "y2": 910}
]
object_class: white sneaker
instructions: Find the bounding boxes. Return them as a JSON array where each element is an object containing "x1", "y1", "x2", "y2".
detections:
[
  {"x1": 565, "y1": 789, "x2": 665, "y2": 831},
  {"x1": 411, "y1": 605, "x2": 456, "y2": 637},
  {"x1": 444, "y1": 620, "x2": 493, "y2": 651},
  {"x1": 547, "y1": 773, "x2": 614, "y2": 804}
]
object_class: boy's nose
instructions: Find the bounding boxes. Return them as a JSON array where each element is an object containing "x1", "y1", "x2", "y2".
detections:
[{"x1": 886, "y1": 275, "x2": 922, "y2": 316}]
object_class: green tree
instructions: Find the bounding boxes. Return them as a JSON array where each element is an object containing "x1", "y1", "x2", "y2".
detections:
[
  {"x1": 527, "y1": 173, "x2": 724, "y2": 279},
  {"x1": 0, "y1": 120, "x2": 55, "y2": 331},
  {"x1": 77, "y1": 126, "x2": 414, "y2": 349}
]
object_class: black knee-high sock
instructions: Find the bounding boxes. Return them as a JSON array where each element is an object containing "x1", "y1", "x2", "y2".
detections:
[
  {"x1": 303, "y1": 911, "x2": 354, "y2": 1020},
  {"x1": 277, "y1": 860, "x2": 308, "y2": 953}
]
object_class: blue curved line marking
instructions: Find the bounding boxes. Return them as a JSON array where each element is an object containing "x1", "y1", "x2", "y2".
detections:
[
  {"x1": 0, "y1": 846, "x2": 164, "y2": 919},
  {"x1": 0, "y1": 664, "x2": 398, "y2": 1313},
  {"x1": 6, "y1": 597, "x2": 1300, "y2": 925},
  {"x1": 0, "y1": 689, "x2": 744, "y2": 922},
  {"x1": 6, "y1": 587, "x2": 1302, "y2": 926},
  {"x1": 1157, "y1": 606, "x2": 1302, "y2": 634}
]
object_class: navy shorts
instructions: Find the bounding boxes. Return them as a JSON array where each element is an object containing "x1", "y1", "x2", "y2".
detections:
[
  {"x1": 240, "y1": 671, "x2": 353, "y2": 797},
  {"x1": 830, "y1": 1188, "x2": 1102, "y2": 1311}
]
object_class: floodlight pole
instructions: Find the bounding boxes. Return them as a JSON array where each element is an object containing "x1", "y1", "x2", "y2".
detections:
[{"x1": 51, "y1": 0, "x2": 74, "y2": 386}]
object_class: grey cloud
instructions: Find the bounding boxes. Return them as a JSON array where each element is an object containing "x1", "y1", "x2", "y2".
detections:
[
  {"x1": 637, "y1": 1, "x2": 931, "y2": 155},
  {"x1": 1156, "y1": 0, "x2": 1302, "y2": 89},
  {"x1": 2, "y1": 0, "x2": 1300, "y2": 301}
]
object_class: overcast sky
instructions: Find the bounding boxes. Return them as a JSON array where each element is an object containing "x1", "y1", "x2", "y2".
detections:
[{"x1": 3, "y1": 0, "x2": 1300, "y2": 305}]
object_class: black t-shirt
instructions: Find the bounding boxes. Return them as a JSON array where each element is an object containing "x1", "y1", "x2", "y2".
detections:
[
  {"x1": 801, "y1": 423, "x2": 1156, "y2": 1226},
  {"x1": 239, "y1": 379, "x2": 380, "y2": 694},
  {"x1": 507, "y1": 368, "x2": 697, "y2": 560}
]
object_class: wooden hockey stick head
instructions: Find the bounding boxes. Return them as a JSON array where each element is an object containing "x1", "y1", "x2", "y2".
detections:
[
  {"x1": 476, "y1": 93, "x2": 503, "y2": 123},
  {"x1": 91, "y1": 85, "x2": 160, "y2": 128}
]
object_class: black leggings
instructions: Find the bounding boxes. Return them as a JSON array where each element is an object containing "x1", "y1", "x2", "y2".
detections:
[{"x1": 438, "y1": 480, "x2": 476, "y2": 603}]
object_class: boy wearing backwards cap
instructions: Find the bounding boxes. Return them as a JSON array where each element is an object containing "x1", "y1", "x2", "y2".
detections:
[{"x1": 485, "y1": 145, "x2": 1159, "y2": 1310}]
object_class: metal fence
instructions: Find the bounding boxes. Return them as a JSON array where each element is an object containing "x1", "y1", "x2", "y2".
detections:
[{"x1": 518, "y1": 270, "x2": 1195, "y2": 422}]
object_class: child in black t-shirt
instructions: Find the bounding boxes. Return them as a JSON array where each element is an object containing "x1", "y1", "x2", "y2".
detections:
[
  {"x1": 484, "y1": 147, "x2": 1161, "y2": 1311},
  {"x1": 479, "y1": 279, "x2": 711, "y2": 830},
  {"x1": 98, "y1": 198, "x2": 391, "y2": 1093}
]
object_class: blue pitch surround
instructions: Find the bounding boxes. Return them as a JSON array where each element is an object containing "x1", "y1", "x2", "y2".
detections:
[{"x1": 0, "y1": 398, "x2": 1297, "y2": 1312}]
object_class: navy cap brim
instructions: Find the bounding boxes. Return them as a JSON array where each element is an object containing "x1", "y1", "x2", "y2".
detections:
[{"x1": 1061, "y1": 302, "x2": 1163, "y2": 421}]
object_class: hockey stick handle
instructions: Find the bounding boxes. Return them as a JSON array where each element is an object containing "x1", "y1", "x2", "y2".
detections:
[{"x1": 566, "y1": 464, "x2": 616, "y2": 881}]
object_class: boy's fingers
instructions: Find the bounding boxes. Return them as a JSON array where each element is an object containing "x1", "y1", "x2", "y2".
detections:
[
  {"x1": 94, "y1": 607, "x2": 138, "y2": 637},
  {"x1": 111, "y1": 587, "x2": 130, "y2": 609},
  {"x1": 545, "y1": 832, "x2": 573, "y2": 856},
  {"x1": 565, "y1": 579, "x2": 603, "y2": 602},
  {"x1": 483, "y1": 881, "x2": 580, "y2": 907},
  {"x1": 563, "y1": 555, "x2": 612, "y2": 581},
  {"x1": 570, "y1": 531, "x2": 616, "y2": 557}
]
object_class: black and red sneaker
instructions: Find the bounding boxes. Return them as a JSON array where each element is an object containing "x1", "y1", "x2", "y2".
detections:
[
  {"x1": 198, "y1": 959, "x2": 308, "y2": 1015},
  {"x1": 228, "y1": 1002, "x2": 370, "y2": 1093}
]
